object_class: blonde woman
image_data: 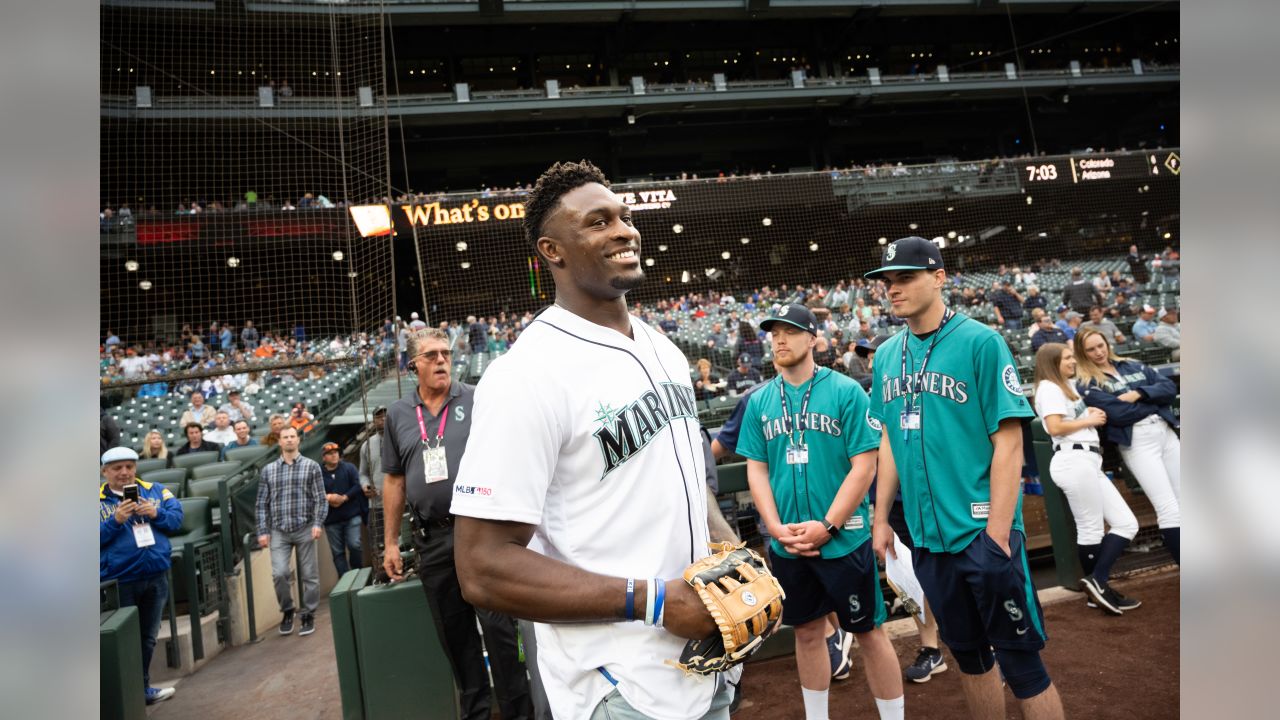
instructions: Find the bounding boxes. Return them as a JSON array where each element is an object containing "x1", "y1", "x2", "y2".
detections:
[
  {"x1": 692, "y1": 358, "x2": 725, "y2": 401},
  {"x1": 137, "y1": 429, "x2": 171, "y2": 467},
  {"x1": 1073, "y1": 327, "x2": 1180, "y2": 565},
  {"x1": 1032, "y1": 343, "x2": 1140, "y2": 615}
]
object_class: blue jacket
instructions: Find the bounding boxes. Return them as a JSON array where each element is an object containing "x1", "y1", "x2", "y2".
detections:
[
  {"x1": 322, "y1": 460, "x2": 365, "y2": 525},
  {"x1": 1078, "y1": 359, "x2": 1179, "y2": 447},
  {"x1": 100, "y1": 479, "x2": 184, "y2": 583}
]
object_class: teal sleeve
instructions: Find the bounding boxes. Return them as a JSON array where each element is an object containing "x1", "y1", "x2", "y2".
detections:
[
  {"x1": 842, "y1": 383, "x2": 881, "y2": 458},
  {"x1": 736, "y1": 390, "x2": 768, "y2": 462},
  {"x1": 974, "y1": 335, "x2": 1035, "y2": 436}
]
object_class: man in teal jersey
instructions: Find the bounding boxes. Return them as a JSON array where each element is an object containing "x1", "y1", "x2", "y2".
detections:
[
  {"x1": 738, "y1": 303, "x2": 905, "y2": 720},
  {"x1": 866, "y1": 237, "x2": 1065, "y2": 720}
]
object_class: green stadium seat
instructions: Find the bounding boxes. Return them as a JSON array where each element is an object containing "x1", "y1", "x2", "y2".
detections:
[
  {"x1": 172, "y1": 451, "x2": 220, "y2": 472},
  {"x1": 160, "y1": 481, "x2": 184, "y2": 499},
  {"x1": 716, "y1": 461, "x2": 749, "y2": 495},
  {"x1": 134, "y1": 457, "x2": 169, "y2": 476},
  {"x1": 224, "y1": 445, "x2": 272, "y2": 464},
  {"x1": 184, "y1": 477, "x2": 224, "y2": 503},
  {"x1": 191, "y1": 460, "x2": 242, "y2": 480},
  {"x1": 140, "y1": 467, "x2": 188, "y2": 487},
  {"x1": 169, "y1": 497, "x2": 213, "y2": 554}
]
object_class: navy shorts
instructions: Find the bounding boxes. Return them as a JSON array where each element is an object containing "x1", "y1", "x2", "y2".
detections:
[
  {"x1": 912, "y1": 530, "x2": 1047, "y2": 652},
  {"x1": 768, "y1": 541, "x2": 886, "y2": 633}
]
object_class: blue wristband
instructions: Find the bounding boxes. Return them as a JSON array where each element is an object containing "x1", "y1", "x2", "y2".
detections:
[
  {"x1": 654, "y1": 578, "x2": 666, "y2": 628},
  {"x1": 625, "y1": 578, "x2": 635, "y2": 621}
]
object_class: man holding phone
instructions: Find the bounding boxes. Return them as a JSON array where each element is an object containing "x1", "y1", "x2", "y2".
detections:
[{"x1": 99, "y1": 446, "x2": 184, "y2": 705}]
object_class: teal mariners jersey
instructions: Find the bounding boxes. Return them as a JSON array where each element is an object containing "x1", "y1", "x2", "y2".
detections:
[
  {"x1": 737, "y1": 366, "x2": 881, "y2": 560},
  {"x1": 868, "y1": 314, "x2": 1036, "y2": 554}
]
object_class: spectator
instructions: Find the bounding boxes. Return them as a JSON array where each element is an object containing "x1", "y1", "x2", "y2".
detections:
[
  {"x1": 359, "y1": 407, "x2": 387, "y2": 560},
  {"x1": 1022, "y1": 285, "x2": 1048, "y2": 313},
  {"x1": 1153, "y1": 308, "x2": 1181, "y2": 360},
  {"x1": 467, "y1": 315, "x2": 487, "y2": 354},
  {"x1": 398, "y1": 319, "x2": 410, "y2": 372},
  {"x1": 320, "y1": 442, "x2": 365, "y2": 575},
  {"x1": 726, "y1": 354, "x2": 763, "y2": 395},
  {"x1": 1031, "y1": 314, "x2": 1069, "y2": 352},
  {"x1": 845, "y1": 337, "x2": 882, "y2": 384},
  {"x1": 256, "y1": 426, "x2": 326, "y2": 637},
  {"x1": 990, "y1": 281, "x2": 1025, "y2": 330},
  {"x1": 658, "y1": 311, "x2": 678, "y2": 334},
  {"x1": 1158, "y1": 246, "x2": 1181, "y2": 284},
  {"x1": 176, "y1": 423, "x2": 223, "y2": 457},
  {"x1": 1025, "y1": 308, "x2": 1048, "y2": 339},
  {"x1": 1079, "y1": 306, "x2": 1127, "y2": 345},
  {"x1": 293, "y1": 322, "x2": 306, "y2": 344},
  {"x1": 409, "y1": 311, "x2": 427, "y2": 330},
  {"x1": 693, "y1": 358, "x2": 726, "y2": 401},
  {"x1": 262, "y1": 414, "x2": 287, "y2": 447},
  {"x1": 825, "y1": 281, "x2": 850, "y2": 310},
  {"x1": 204, "y1": 411, "x2": 238, "y2": 445},
  {"x1": 99, "y1": 447, "x2": 183, "y2": 705},
  {"x1": 221, "y1": 420, "x2": 259, "y2": 459},
  {"x1": 705, "y1": 322, "x2": 727, "y2": 349},
  {"x1": 104, "y1": 329, "x2": 121, "y2": 349},
  {"x1": 218, "y1": 389, "x2": 256, "y2": 424},
  {"x1": 1126, "y1": 245, "x2": 1151, "y2": 286},
  {"x1": 219, "y1": 323, "x2": 234, "y2": 352},
  {"x1": 101, "y1": 409, "x2": 122, "y2": 455},
  {"x1": 119, "y1": 347, "x2": 151, "y2": 379},
  {"x1": 241, "y1": 320, "x2": 260, "y2": 351},
  {"x1": 1062, "y1": 267, "x2": 1099, "y2": 315},
  {"x1": 1091, "y1": 270, "x2": 1113, "y2": 299},
  {"x1": 289, "y1": 402, "x2": 316, "y2": 434},
  {"x1": 137, "y1": 429, "x2": 171, "y2": 466},
  {"x1": 1131, "y1": 305, "x2": 1160, "y2": 343},
  {"x1": 735, "y1": 321, "x2": 764, "y2": 367},
  {"x1": 179, "y1": 390, "x2": 216, "y2": 428}
]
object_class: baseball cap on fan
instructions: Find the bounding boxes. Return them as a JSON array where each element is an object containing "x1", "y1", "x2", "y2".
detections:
[
  {"x1": 864, "y1": 236, "x2": 944, "y2": 279},
  {"x1": 760, "y1": 303, "x2": 818, "y2": 335}
]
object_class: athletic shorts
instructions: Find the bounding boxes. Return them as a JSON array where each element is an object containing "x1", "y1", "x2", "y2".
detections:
[
  {"x1": 768, "y1": 542, "x2": 886, "y2": 633},
  {"x1": 912, "y1": 530, "x2": 1047, "y2": 652},
  {"x1": 887, "y1": 500, "x2": 914, "y2": 552}
]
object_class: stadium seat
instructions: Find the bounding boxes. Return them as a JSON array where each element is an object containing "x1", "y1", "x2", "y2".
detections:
[
  {"x1": 134, "y1": 457, "x2": 169, "y2": 476},
  {"x1": 173, "y1": 451, "x2": 220, "y2": 472},
  {"x1": 191, "y1": 460, "x2": 242, "y2": 480},
  {"x1": 185, "y1": 477, "x2": 224, "y2": 504},
  {"x1": 169, "y1": 497, "x2": 212, "y2": 554},
  {"x1": 160, "y1": 481, "x2": 184, "y2": 499},
  {"x1": 716, "y1": 462, "x2": 749, "y2": 495},
  {"x1": 140, "y1": 467, "x2": 188, "y2": 487},
  {"x1": 224, "y1": 445, "x2": 273, "y2": 464}
]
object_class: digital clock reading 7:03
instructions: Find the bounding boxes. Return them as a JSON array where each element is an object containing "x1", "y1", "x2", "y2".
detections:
[{"x1": 1025, "y1": 164, "x2": 1059, "y2": 182}]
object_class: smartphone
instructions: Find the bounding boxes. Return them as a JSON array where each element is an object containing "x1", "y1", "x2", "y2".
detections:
[{"x1": 123, "y1": 484, "x2": 140, "y2": 504}]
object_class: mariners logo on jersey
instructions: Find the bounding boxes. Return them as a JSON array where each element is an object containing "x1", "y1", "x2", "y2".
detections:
[
  {"x1": 759, "y1": 410, "x2": 843, "y2": 442},
  {"x1": 1002, "y1": 365, "x2": 1024, "y2": 396},
  {"x1": 592, "y1": 382, "x2": 698, "y2": 478}
]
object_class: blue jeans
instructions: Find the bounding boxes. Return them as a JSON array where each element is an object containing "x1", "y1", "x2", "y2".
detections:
[
  {"x1": 1003, "y1": 318, "x2": 1023, "y2": 330},
  {"x1": 325, "y1": 516, "x2": 364, "y2": 575},
  {"x1": 117, "y1": 571, "x2": 169, "y2": 687}
]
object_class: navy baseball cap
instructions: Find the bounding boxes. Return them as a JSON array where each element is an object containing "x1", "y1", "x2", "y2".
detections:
[
  {"x1": 760, "y1": 303, "x2": 818, "y2": 335},
  {"x1": 854, "y1": 335, "x2": 889, "y2": 358},
  {"x1": 864, "y1": 236, "x2": 944, "y2": 279}
]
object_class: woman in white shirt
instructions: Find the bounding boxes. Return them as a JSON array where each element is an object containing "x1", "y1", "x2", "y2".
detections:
[{"x1": 1033, "y1": 342, "x2": 1142, "y2": 616}]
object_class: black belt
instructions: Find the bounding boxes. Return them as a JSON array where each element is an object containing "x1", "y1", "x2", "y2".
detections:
[
  {"x1": 412, "y1": 514, "x2": 454, "y2": 537},
  {"x1": 1055, "y1": 443, "x2": 1101, "y2": 455}
]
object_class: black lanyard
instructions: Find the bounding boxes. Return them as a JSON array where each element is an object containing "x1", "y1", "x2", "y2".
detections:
[
  {"x1": 900, "y1": 309, "x2": 954, "y2": 412},
  {"x1": 778, "y1": 370, "x2": 816, "y2": 447}
]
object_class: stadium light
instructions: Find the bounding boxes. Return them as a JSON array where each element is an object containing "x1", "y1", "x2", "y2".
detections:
[
  {"x1": 658, "y1": 244, "x2": 668, "y2": 252},
  {"x1": 460, "y1": 262, "x2": 472, "y2": 270},
  {"x1": 348, "y1": 271, "x2": 358, "y2": 278},
  {"x1": 124, "y1": 260, "x2": 139, "y2": 272},
  {"x1": 681, "y1": 271, "x2": 690, "y2": 283},
  {"x1": 1163, "y1": 232, "x2": 1172, "y2": 239},
  {"x1": 227, "y1": 257, "x2": 240, "y2": 268},
  {"x1": 332, "y1": 251, "x2": 344, "y2": 262},
  {"x1": 762, "y1": 217, "x2": 772, "y2": 226},
  {"x1": 740, "y1": 237, "x2": 750, "y2": 244},
  {"x1": 672, "y1": 224, "x2": 683, "y2": 234},
  {"x1": 1026, "y1": 196, "x2": 1033, "y2": 205},
  {"x1": 909, "y1": 223, "x2": 918, "y2": 230},
  {"x1": 138, "y1": 280, "x2": 152, "y2": 291},
  {"x1": 946, "y1": 206, "x2": 954, "y2": 212},
  {"x1": 809, "y1": 243, "x2": 819, "y2": 252},
  {"x1": 721, "y1": 251, "x2": 731, "y2": 259},
  {"x1": 456, "y1": 241, "x2": 468, "y2": 252},
  {"x1": 947, "y1": 231, "x2": 957, "y2": 239},
  {"x1": 644, "y1": 258, "x2": 655, "y2": 267},
  {"x1": 878, "y1": 237, "x2": 888, "y2": 245}
]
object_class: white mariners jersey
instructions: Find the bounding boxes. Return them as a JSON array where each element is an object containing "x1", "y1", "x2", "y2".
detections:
[{"x1": 452, "y1": 304, "x2": 716, "y2": 720}]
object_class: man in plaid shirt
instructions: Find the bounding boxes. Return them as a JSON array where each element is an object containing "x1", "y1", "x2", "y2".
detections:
[{"x1": 257, "y1": 425, "x2": 328, "y2": 636}]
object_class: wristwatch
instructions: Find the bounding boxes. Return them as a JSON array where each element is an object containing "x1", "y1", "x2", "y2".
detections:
[{"x1": 822, "y1": 520, "x2": 840, "y2": 536}]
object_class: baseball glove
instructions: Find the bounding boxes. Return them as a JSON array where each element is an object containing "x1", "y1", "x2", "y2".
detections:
[{"x1": 666, "y1": 542, "x2": 786, "y2": 676}]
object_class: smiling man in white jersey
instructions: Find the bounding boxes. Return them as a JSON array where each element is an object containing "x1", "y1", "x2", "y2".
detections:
[
  {"x1": 452, "y1": 160, "x2": 732, "y2": 720},
  {"x1": 866, "y1": 237, "x2": 1065, "y2": 720}
]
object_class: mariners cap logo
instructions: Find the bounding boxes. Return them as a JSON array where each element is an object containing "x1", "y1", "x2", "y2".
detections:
[
  {"x1": 885, "y1": 243, "x2": 898, "y2": 261},
  {"x1": 778, "y1": 306, "x2": 790, "y2": 316}
]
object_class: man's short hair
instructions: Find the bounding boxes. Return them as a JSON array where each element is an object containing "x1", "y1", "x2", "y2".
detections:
[
  {"x1": 191, "y1": 390, "x2": 203, "y2": 398},
  {"x1": 185, "y1": 422, "x2": 204, "y2": 433},
  {"x1": 1071, "y1": 266, "x2": 1083, "y2": 278},
  {"x1": 216, "y1": 410, "x2": 230, "y2": 418},
  {"x1": 278, "y1": 426, "x2": 299, "y2": 438},
  {"x1": 228, "y1": 389, "x2": 240, "y2": 397},
  {"x1": 233, "y1": 420, "x2": 250, "y2": 430},
  {"x1": 523, "y1": 160, "x2": 610, "y2": 259},
  {"x1": 407, "y1": 328, "x2": 451, "y2": 359}
]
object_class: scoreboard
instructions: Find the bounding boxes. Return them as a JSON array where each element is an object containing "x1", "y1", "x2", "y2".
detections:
[{"x1": 1023, "y1": 151, "x2": 1181, "y2": 184}]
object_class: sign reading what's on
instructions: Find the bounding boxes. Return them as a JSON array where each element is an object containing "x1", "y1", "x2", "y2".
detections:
[{"x1": 399, "y1": 188, "x2": 678, "y2": 229}]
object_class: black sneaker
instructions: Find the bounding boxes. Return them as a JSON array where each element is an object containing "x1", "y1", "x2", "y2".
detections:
[
  {"x1": 1080, "y1": 576, "x2": 1122, "y2": 615},
  {"x1": 904, "y1": 646, "x2": 947, "y2": 683},
  {"x1": 299, "y1": 613, "x2": 316, "y2": 636},
  {"x1": 1106, "y1": 587, "x2": 1142, "y2": 611},
  {"x1": 279, "y1": 609, "x2": 295, "y2": 635},
  {"x1": 827, "y1": 627, "x2": 853, "y2": 680}
]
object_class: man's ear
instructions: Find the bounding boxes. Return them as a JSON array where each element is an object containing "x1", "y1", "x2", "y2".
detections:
[{"x1": 537, "y1": 237, "x2": 565, "y2": 268}]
